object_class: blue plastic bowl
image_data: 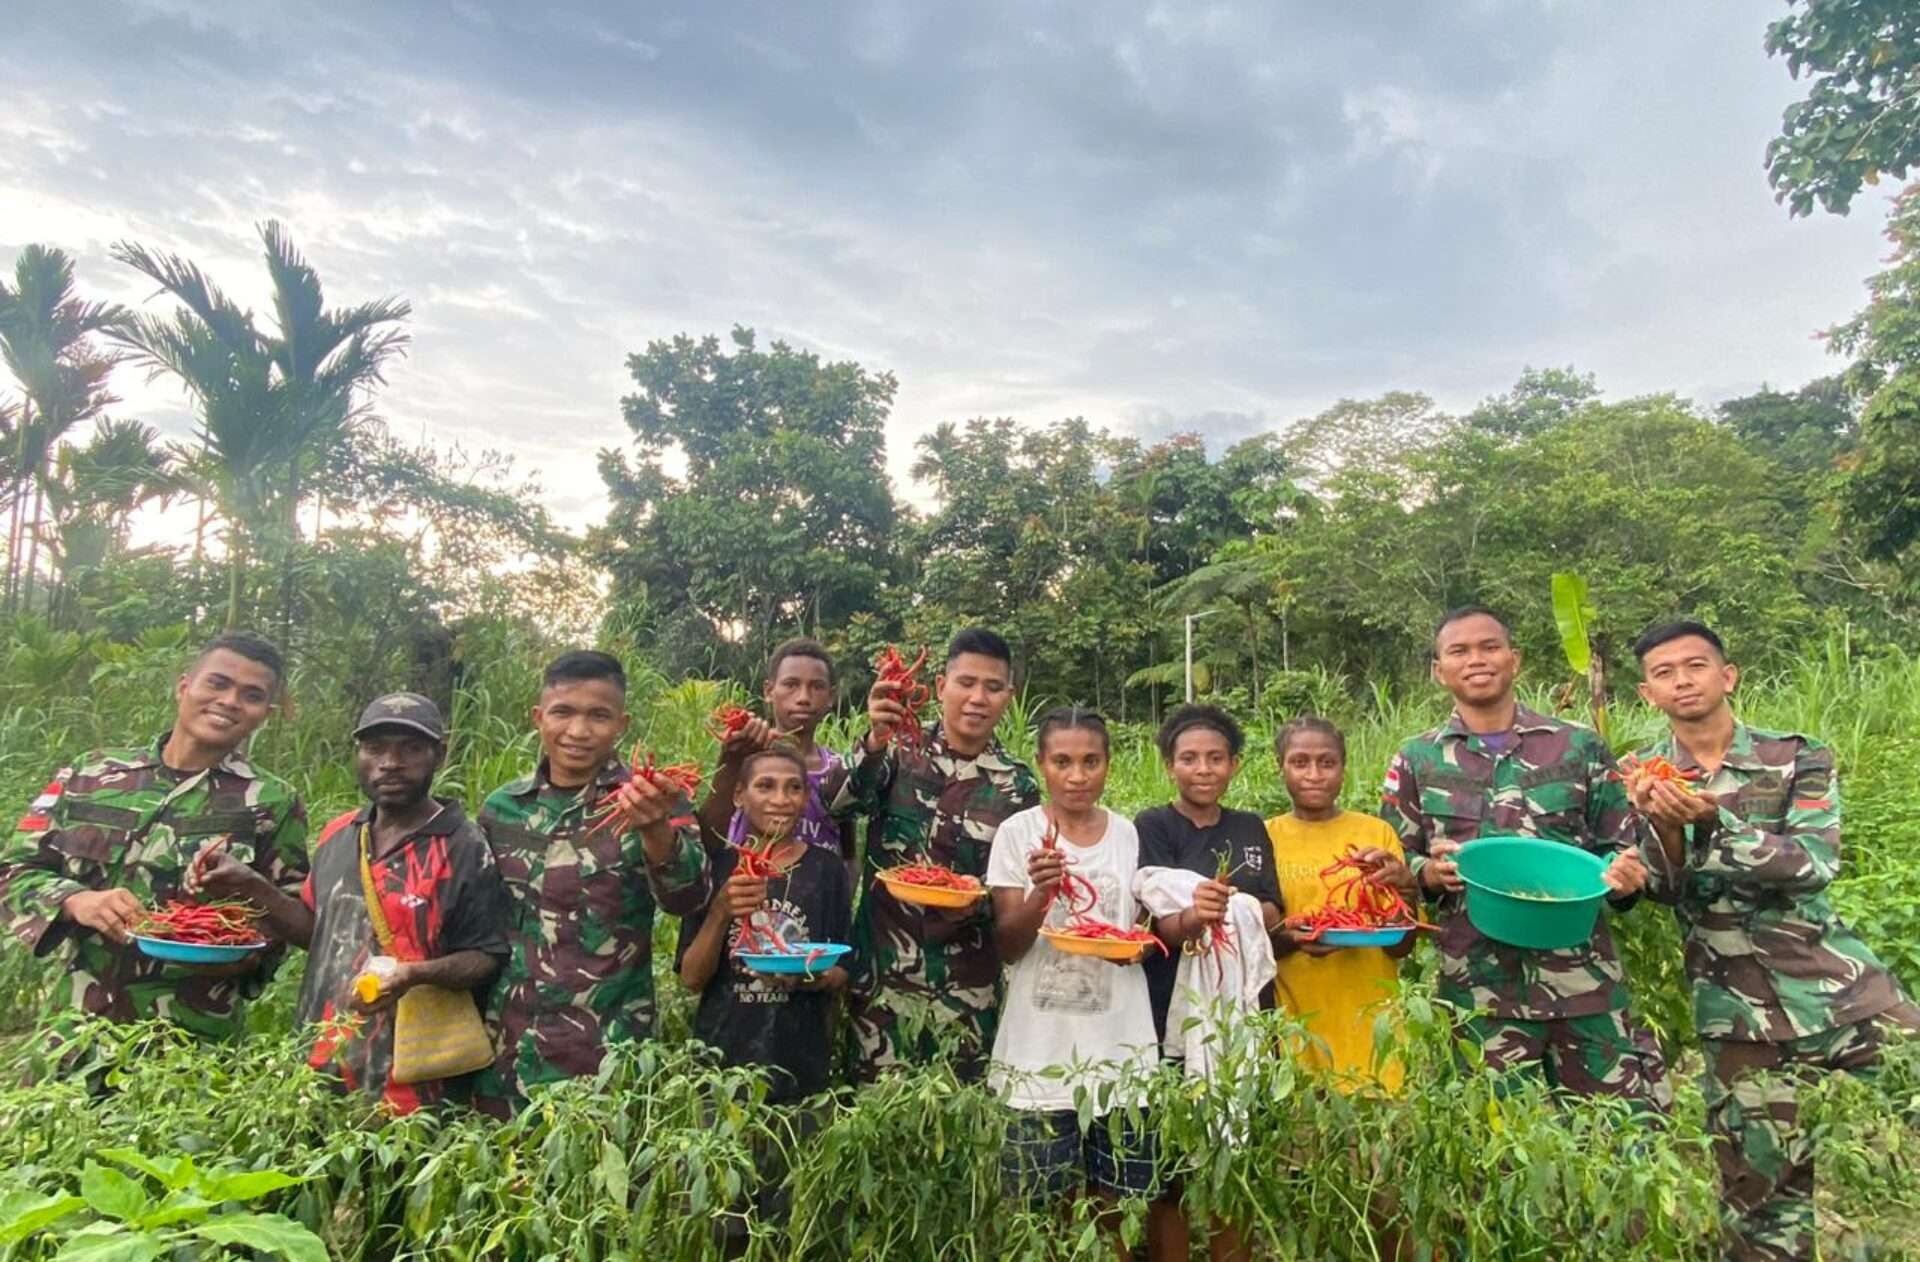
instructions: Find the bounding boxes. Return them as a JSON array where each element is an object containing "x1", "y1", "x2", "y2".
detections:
[
  {"x1": 1317, "y1": 926, "x2": 1413, "y2": 949},
  {"x1": 736, "y1": 942, "x2": 851, "y2": 976},
  {"x1": 132, "y1": 935, "x2": 269, "y2": 965}
]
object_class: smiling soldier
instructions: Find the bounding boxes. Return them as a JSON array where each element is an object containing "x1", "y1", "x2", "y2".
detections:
[
  {"x1": 836, "y1": 627, "x2": 1040, "y2": 1082},
  {"x1": 0, "y1": 632, "x2": 309, "y2": 1047},
  {"x1": 1380, "y1": 606, "x2": 1668, "y2": 1109}
]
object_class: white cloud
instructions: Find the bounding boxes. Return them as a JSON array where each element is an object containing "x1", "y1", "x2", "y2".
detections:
[{"x1": 0, "y1": 0, "x2": 1894, "y2": 544}]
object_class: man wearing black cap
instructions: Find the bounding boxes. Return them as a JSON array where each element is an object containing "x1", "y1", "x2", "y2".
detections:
[{"x1": 294, "y1": 693, "x2": 511, "y2": 1114}]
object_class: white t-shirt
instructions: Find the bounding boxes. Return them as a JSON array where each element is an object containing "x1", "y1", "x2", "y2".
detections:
[{"x1": 985, "y1": 805, "x2": 1159, "y2": 1111}]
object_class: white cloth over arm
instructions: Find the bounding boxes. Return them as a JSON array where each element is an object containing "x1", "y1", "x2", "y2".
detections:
[{"x1": 1134, "y1": 865, "x2": 1276, "y2": 1079}]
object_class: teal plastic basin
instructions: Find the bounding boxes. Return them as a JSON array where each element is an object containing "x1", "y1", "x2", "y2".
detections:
[{"x1": 1454, "y1": 836, "x2": 1608, "y2": 950}]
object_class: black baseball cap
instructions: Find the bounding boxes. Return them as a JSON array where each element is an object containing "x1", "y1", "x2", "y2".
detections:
[{"x1": 352, "y1": 692, "x2": 446, "y2": 743}]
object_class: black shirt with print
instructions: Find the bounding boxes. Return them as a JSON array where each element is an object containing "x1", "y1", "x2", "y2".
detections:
[
  {"x1": 675, "y1": 844, "x2": 853, "y2": 1102},
  {"x1": 1134, "y1": 804, "x2": 1282, "y2": 1044}
]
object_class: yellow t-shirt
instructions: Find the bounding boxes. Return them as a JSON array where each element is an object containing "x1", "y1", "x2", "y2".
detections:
[{"x1": 1265, "y1": 811, "x2": 1406, "y2": 1092}]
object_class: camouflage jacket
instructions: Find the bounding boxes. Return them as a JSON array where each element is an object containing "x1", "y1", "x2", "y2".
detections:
[
  {"x1": 476, "y1": 759, "x2": 708, "y2": 1109},
  {"x1": 1380, "y1": 705, "x2": 1638, "y2": 1022},
  {"x1": 1635, "y1": 723, "x2": 1904, "y2": 1043},
  {"x1": 833, "y1": 724, "x2": 1040, "y2": 1078},
  {"x1": 0, "y1": 735, "x2": 307, "y2": 1041}
]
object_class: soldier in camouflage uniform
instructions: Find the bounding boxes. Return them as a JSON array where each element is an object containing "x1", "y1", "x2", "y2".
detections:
[
  {"x1": 834, "y1": 627, "x2": 1039, "y2": 1082},
  {"x1": 1630, "y1": 621, "x2": 1918, "y2": 1262},
  {"x1": 1380, "y1": 606, "x2": 1668, "y2": 1106},
  {"x1": 0, "y1": 633, "x2": 308, "y2": 1046},
  {"x1": 474, "y1": 651, "x2": 709, "y2": 1116}
]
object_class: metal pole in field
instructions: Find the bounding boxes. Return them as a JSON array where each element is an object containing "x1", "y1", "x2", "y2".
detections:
[{"x1": 1185, "y1": 613, "x2": 1195, "y2": 704}]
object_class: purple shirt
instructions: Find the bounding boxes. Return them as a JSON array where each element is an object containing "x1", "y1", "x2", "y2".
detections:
[{"x1": 726, "y1": 747, "x2": 849, "y2": 853}]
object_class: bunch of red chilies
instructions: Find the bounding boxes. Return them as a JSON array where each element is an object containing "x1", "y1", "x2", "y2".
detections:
[
  {"x1": 708, "y1": 704, "x2": 795, "y2": 745},
  {"x1": 135, "y1": 899, "x2": 265, "y2": 947},
  {"x1": 874, "y1": 645, "x2": 932, "y2": 750},
  {"x1": 732, "y1": 834, "x2": 828, "y2": 972},
  {"x1": 1612, "y1": 753, "x2": 1702, "y2": 794},
  {"x1": 1040, "y1": 816, "x2": 1165, "y2": 957},
  {"x1": 1285, "y1": 847, "x2": 1428, "y2": 942},
  {"x1": 586, "y1": 749, "x2": 703, "y2": 836},
  {"x1": 885, "y1": 864, "x2": 982, "y2": 892}
]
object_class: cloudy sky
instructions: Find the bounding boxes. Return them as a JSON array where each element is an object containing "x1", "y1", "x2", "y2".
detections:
[{"x1": 0, "y1": 1, "x2": 1895, "y2": 531}]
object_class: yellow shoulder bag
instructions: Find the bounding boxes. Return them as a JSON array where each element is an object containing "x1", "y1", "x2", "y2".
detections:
[{"x1": 358, "y1": 824, "x2": 494, "y2": 1085}]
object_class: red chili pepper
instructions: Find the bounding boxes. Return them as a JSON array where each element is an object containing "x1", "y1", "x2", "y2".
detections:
[
  {"x1": 586, "y1": 748, "x2": 704, "y2": 836},
  {"x1": 1613, "y1": 754, "x2": 1701, "y2": 794},
  {"x1": 881, "y1": 863, "x2": 983, "y2": 892},
  {"x1": 133, "y1": 899, "x2": 266, "y2": 947},
  {"x1": 1036, "y1": 814, "x2": 1100, "y2": 919},
  {"x1": 707, "y1": 704, "x2": 798, "y2": 745},
  {"x1": 1284, "y1": 847, "x2": 1433, "y2": 940},
  {"x1": 1048, "y1": 919, "x2": 1168, "y2": 957},
  {"x1": 873, "y1": 645, "x2": 932, "y2": 751}
]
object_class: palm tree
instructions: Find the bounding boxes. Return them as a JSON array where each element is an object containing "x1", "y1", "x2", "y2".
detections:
[
  {"x1": 111, "y1": 222, "x2": 410, "y2": 630},
  {"x1": 0, "y1": 245, "x2": 128, "y2": 613},
  {"x1": 39, "y1": 418, "x2": 183, "y2": 625}
]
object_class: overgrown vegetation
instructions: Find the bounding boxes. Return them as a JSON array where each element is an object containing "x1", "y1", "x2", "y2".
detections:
[{"x1": 0, "y1": 626, "x2": 1916, "y2": 1258}]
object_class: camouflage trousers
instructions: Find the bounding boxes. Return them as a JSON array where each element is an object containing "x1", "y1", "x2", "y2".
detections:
[
  {"x1": 1704, "y1": 999, "x2": 1920, "y2": 1262},
  {"x1": 846, "y1": 984, "x2": 995, "y2": 1084},
  {"x1": 1461, "y1": 1000, "x2": 1671, "y2": 1113}
]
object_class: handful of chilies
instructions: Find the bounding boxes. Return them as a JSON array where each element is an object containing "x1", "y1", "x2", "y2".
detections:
[
  {"x1": 1284, "y1": 846, "x2": 1432, "y2": 942},
  {"x1": 1612, "y1": 753, "x2": 1702, "y2": 796},
  {"x1": 586, "y1": 747, "x2": 702, "y2": 837},
  {"x1": 1037, "y1": 814, "x2": 1165, "y2": 958},
  {"x1": 873, "y1": 645, "x2": 932, "y2": 751},
  {"x1": 708, "y1": 704, "x2": 795, "y2": 745},
  {"x1": 1181, "y1": 850, "x2": 1243, "y2": 982},
  {"x1": 728, "y1": 833, "x2": 831, "y2": 972}
]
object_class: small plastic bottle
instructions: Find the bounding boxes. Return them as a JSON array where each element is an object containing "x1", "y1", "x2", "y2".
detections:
[{"x1": 353, "y1": 954, "x2": 399, "y2": 1004}]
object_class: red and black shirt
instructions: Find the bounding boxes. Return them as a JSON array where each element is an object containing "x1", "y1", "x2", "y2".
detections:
[{"x1": 296, "y1": 798, "x2": 510, "y2": 1115}]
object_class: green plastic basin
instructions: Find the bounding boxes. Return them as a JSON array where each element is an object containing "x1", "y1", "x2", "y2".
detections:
[{"x1": 1454, "y1": 835, "x2": 1608, "y2": 950}]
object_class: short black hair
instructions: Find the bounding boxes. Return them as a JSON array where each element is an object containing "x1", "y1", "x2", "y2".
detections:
[
  {"x1": 741, "y1": 741, "x2": 808, "y2": 781},
  {"x1": 1035, "y1": 705, "x2": 1109, "y2": 756},
  {"x1": 946, "y1": 626, "x2": 1013, "y2": 670},
  {"x1": 1155, "y1": 704, "x2": 1245, "y2": 761},
  {"x1": 768, "y1": 637, "x2": 834, "y2": 683},
  {"x1": 195, "y1": 632, "x2": 285, "y2": 691},
  {"x1": 1275, "y1": 715, "x2": 1347, "y2": 763},
  {"x1": 1433, "y1": 604, "x2": 1513, "y2": 652},
  {"x1": 1633, "y1": 620, "x2": 1727, "y2": 662},
  {"x1": 542, "y1": 650, "x2": 626, "y2": 693}
]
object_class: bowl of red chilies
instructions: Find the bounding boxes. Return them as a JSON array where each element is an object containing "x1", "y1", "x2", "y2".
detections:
[
  {"x1": 131, "y1": 899, "x2": 269, "y2": 964},
  {"x1": 1284, "y1": 847, "x2": 1432, "y2": 950}
]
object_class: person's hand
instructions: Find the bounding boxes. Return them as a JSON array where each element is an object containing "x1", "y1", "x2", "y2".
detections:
[
  {"x1": 863, "y1": 679, "x2": 908, "y2": 752},
  {"x1": 719, "y1": 715, "x2": 778, "y2": 763},
  {"x1": 724, "y1": 871, "x2": 770, "y2": 920},
  {"x1": 189, "y1": 847, "x2": 264, "y2": 902},
  {"x1": 1276, "y1": 925, "x2": 1341, "y2": 958},
  {"x1": 1027, "y1": 845, "x2": 1065, "y2": 901},
  {"x1": 1644, "y1": 779, "x2": 1718, "y2": 827},
  {"x1": 1192, "y1": 878, "x2": 1231, "y2": 926},
  {"x1": 61, "y1": 888, "x2": 143, "y2": 944},
  {"x1": 1603, "y1": 849, "x2": 1649, "y2": 895},
  {"x1": 1420, "y1": 839, "x2": 1464, "y2": 895},
  {"x1": 352, "y1": 960, "x2": 417, "y2": 1015},
  {"x1": 1353, "y1": 848, "x2": 1416, "y2": 900},
  {"x1": 604, "y1": 774, "x2": 674, "y2": 834}
]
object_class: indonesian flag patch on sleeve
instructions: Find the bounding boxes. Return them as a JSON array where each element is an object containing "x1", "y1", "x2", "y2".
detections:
[{"x1": 16, "y1": 771, "x2": 71, "y2": 832}]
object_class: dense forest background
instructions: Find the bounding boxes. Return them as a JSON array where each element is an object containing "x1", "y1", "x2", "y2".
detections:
[{"x1": 0, "y1": 2, "x2": 1917, "y2": 729}]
